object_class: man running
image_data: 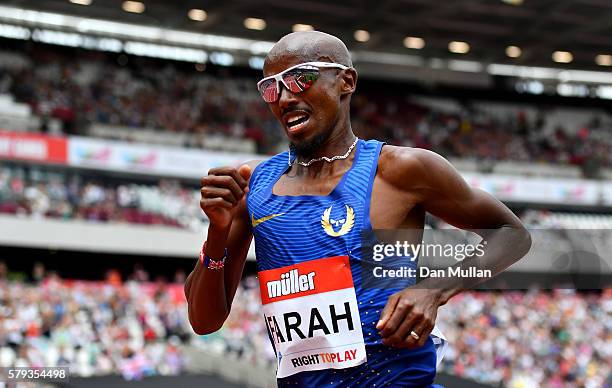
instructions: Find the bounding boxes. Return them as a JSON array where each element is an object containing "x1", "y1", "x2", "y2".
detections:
[{"x1": 185, "y1": 31, "x2": 531, "y2": 387}]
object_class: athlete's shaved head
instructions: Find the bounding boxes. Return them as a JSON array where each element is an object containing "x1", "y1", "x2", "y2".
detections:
[{"x1": 264, "y1": 31, "x2": 352, "y2": 73}]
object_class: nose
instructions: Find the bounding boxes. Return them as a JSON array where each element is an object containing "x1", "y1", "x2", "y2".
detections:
[{"x1": 277, "y1": 81, "x2": 299, "y2": 109}]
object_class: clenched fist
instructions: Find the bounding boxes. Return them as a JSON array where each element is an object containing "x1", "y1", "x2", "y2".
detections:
[{"x1": 200, "y1": 164, "x2": 252, "y2": 229}]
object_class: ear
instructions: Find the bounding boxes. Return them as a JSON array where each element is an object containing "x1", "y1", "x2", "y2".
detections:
[{"x1": 339, "y1": 67, "x2": 357, "y2": 96}]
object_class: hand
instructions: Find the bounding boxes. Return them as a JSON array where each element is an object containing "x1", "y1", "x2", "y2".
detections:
[
  {"x1": 376, "y1": 288, "x2": 443, "y2": 349},
  {"x1": 200, "y1": 164, "x2": 252, "y2": 229}
]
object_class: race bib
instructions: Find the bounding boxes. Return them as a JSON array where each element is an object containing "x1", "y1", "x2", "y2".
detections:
[{"x1": 258, "y1": 256, "x2": 367, "y2": 378}]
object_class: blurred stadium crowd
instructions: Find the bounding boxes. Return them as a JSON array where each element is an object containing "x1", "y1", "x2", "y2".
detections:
[
  {"x1": 0, "y1": 165, "x2": 203, "y2": 230},
  {"x1": 1, "y1": 263, "x2": 608, "y2": 386},
  {"x1": 439, "y1": 290, "x2": 611, "y2": 387},
  {"x1": 1, "y1": 46, "x2": 611, "y2": 168},
  {"x1": 0, "y1": 264, "x2": 191, "y2": 380},
  {"x1": 4, "y1": 164, "x2": 612, "y2": 231}
]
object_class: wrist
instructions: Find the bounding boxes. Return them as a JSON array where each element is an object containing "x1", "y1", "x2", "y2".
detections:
[
  {"x1": 434, "y1": 288, "x2": 457, "y2": 306},
  {"x1": 199, "y1": 242, "x2": 227, "y2": 270},
  {"x1": 208, "y1": 223, "x2": 231, "y2": 237},
  {"x1": 205, "y1": 225, "x2": 230, "y2": 259},
  {"x1": 418, "y1": 278, "x2": 456, "y2": 306}
]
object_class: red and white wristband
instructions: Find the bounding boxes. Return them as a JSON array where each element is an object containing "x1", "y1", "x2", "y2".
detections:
[{"x1": 199, "y1": 242, "x2": 227, "y2": 270}]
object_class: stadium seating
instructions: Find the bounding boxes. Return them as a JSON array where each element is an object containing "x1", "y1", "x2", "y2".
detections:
[
  {"x1": 0, "y1": 165, "x2": 204, "y2": 230},
  {"x1": 0, "y1": 46, "x2": 611, "y2": 168},
  {"x1": 0, "y1": 268, "x2": 607, "y2": 386},
  {"x1": 0, "y1": 273, "x2": 190, "y2": 379}
]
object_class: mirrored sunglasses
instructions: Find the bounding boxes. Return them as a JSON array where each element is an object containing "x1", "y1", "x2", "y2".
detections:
[{"x1": 256, "y1": 61, "x2": 348, "y2": 103}]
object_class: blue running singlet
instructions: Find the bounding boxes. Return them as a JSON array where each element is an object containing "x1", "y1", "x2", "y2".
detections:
[{"x1": 246, "y1": 139, "x2": 446, "y2": 387}]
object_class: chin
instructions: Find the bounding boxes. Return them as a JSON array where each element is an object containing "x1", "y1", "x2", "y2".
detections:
[
  {"x1": 288, "y1": 127, "x2": 330, "y2": 158},
  {"x1": 286, "y1": 128, "x2": 313, "y2": 143}
]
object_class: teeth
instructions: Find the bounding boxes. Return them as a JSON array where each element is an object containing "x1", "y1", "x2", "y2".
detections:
[{"x1": 287, "y1": 114, "x2": 307, "y2": 125}]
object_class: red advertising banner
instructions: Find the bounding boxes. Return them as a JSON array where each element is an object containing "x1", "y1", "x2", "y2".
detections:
[{"x1": 0, "y1": 130, "x2": 68, "y2": 164}]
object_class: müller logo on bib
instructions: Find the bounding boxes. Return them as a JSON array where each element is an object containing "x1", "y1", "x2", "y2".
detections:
[
  {"x1": 258, "y1": 256, "x2": 367, "y2": 378},
  {"x1": 266, "y1": 269, "x2": 316, "y2": 299}
]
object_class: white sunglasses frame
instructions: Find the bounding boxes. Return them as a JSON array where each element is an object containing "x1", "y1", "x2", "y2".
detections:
[{"x1": 256, "y1": 61, "x2": 349, "y2": 102}]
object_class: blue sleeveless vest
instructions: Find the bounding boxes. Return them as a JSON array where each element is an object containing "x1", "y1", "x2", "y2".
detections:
[{"x1": 247, "y1": 139, "x2": 438, "y2": 387}]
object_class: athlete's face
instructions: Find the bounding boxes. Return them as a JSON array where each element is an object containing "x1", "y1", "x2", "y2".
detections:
[{"x1": 262, "y1": 54, "x2": 347, "y2": 154}]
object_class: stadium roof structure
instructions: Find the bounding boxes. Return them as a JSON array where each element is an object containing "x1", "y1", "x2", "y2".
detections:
[{"x1": 8, "y1": 0, "x2": 612, "y2": 70}]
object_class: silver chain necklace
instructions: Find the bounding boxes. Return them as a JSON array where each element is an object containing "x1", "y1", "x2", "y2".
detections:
[{"x1": 288, "y1": 137, "x2": 359, "y2": 167}]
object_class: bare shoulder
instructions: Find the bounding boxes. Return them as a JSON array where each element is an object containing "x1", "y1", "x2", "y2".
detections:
[{"x1": 378, "y1": 145, "x2": 454, "y2": 190}]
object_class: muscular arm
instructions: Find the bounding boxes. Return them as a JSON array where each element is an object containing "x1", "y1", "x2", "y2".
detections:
[
  {"x1": 185, "y1": 203, "x2": 252, "y2": 334},
  {"x1": 395, "y1": 147, "x2": 531, "y2": 297},
  {"x1": 377, "y1": 147, "x2": 531, "y2": 347},
  {"x1": 185, "y1": 162, "x2": 258, "y2": 335}
]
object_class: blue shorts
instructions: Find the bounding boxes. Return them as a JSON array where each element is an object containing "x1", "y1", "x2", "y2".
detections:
[{"x1": 278, "y1": 340, "x2": 438, "y2": 387}]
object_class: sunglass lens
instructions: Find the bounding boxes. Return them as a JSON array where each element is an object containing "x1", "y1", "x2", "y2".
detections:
[
  {"x1": 284, "y1": 69, "x2": 319, "y2": 94},
  {"x1": 258, "y1": 79, "x2": 278, "y2": 102}
]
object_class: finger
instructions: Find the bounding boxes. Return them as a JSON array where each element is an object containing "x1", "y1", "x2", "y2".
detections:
[
  {"x1": 415, "y1": 320, "x2": 434, "y2": 348},
  {"x1": 379, "y1": 300, "x2": 412, "y2": 338},
  {"x1": 238, "y1": 164, "x2": 252, "y2": 196},
  {"x1": 201, "y1": 186, "x2": 238, "y2": 205},
  {"x1": 376, "y1": 293, "x2": 399, "y2": 330},
  {"x1": 400, "y1": 317, "x2": 432, "y2": 349},
  {"x1": 200, "y1": 197, "x2": 233, "y2": 210},
  {"x1": 382, "y1": 310, "x2": 420, "y2": 347},
  {"x1": 208, "y1": 167, "x2": 247, "y2": 189},
  {"x1": 238, "y1": 164, "x2": 252, "y2": 181},
  {"x1": 202, "y1": 175, "x2": 244, "y2": 200}
]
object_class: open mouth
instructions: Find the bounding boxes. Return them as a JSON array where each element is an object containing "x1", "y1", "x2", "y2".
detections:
[{"x1": 284, "y1": 112, "x2": 311, "y2": 133}]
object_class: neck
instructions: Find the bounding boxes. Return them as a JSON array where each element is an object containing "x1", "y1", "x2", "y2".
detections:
[
  {"x1": 290, "y1": 125, "x2": 357, "y2": 177},
  {"x1": 298, "y1": 131, "x2": 355, "y2": 160}
]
